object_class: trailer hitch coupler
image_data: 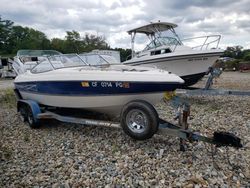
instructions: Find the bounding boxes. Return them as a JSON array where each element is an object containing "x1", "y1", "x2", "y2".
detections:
[{"x1": 213, "y1": 131, "x2": 243, "y2": 148}]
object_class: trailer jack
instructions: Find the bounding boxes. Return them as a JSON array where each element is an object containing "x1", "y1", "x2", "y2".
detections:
[{"x1": 160, "y1": 96, "x2": 243, "y2": 150}]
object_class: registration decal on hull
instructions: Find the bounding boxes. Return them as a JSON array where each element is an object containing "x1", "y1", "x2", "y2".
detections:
[
  {"x1": 81, "y1": 82, "x2": 90, "y2": 87},
  {"x1": 81, "y1": 81, "x2": 130, "y2": 88},
  {"x1": 188, "y1": 57, "x2": 208, "y2": 61}
]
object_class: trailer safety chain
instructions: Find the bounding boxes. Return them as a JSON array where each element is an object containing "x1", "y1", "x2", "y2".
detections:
[
  {"x1": 210, "y1": 144, "x2": 221, "y2": 170},
  {"x1": 225, "y1": 147, "x2": 249, "y2": 183},
  {"x1": 225, "y1": 147, "x2": 239, "y2": 170},
  {"x1": 206, "y1": 143, "x2": 248, "y2": 183}
]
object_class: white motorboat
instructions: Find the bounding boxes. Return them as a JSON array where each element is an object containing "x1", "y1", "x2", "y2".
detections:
[
  {"x1": 12, "y1": 50, "x2": 62, "y2": 75},
  {"x1": 124, "y1": 21, "x2": 224, "y2": 87},
  {"x1": 14, "y1": 54, "x2": 184, "y2": 116}
]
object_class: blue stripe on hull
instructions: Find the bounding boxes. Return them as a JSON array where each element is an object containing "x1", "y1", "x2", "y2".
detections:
[{"x1": 15, "y1": 81, "x2": 181, "y2": 96}]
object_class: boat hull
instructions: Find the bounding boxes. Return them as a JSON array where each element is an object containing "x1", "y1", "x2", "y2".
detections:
[
  {"x1": 124, "y1": 52, "x2": 222, "y2": 86},
  {"x1": 15, "y1": 80, "x2": 181, "y2": 116},
  {"x1": 180, "y1": 72, "x2": 206, "y2": 87},
  {"x1": 18, "y1": 91, "x2": 165, "y2": 116}
]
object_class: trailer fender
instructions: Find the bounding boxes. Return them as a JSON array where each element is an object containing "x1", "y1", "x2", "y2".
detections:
[{"x1": 17, "y1": 100, "x2": 41, "y2": 123}]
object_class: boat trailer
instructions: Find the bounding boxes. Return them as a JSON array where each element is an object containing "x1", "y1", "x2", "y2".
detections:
[{"x1": 16, "y1": 99, "x2": 243, "y2": 150}]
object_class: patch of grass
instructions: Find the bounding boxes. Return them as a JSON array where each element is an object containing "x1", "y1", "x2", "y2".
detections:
[
  {"x1": 0, "y1": 89, "x2": 16, "y2": 108},
  {"x1": 0, "y1": 146, "x2": 13, "y2": 160},
  {"x1": 23, "y1": 133, "x2": 30, "y2": 142},
  {"x1": 111, "y1": 144, "x2": 119, "y2": 154}
]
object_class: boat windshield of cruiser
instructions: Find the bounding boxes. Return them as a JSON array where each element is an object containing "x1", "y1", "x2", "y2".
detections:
[{"x1": 124, "y1": 21, "x2": 224, "y2": 87}]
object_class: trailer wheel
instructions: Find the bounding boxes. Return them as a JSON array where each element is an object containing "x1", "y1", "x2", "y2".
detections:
[
  {"x1": 19, "y1": 104, "x2": 28, "y2": 122},
  {"x1": 19, "y1": 103, "x2": 40, "y2": 128},
  {"x1": 26, "y1": 105, "x2": 40, "y2": 128},
  {"x1": 120, "y1": 100, "x2": 159, "y2": 140}
]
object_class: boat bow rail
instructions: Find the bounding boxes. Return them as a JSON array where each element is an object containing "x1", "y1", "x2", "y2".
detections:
[{"x1": 181, "y1": 35, "x2": 221, "y2": 50}]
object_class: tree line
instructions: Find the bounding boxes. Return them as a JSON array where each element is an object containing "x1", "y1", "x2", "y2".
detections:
[
  {"x1": 1, "y1": 16, "x2": 250, "y2": 62},
  {"x1": 0, "y1": 16, "x2": 131, "y2": 62},
  {"x1": 223, "y1": 46, "x2": 250, "y2": 61}
]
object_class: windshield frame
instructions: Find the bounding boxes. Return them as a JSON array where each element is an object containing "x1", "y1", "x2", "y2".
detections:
[
  {"x1": 143, "y1": 36, "x2": 182, "y2": 51},
  {"x1": 48, "y1": 54, "x2": 88, "y2": 68},
  {"x1": 79, "y1": 53, "x2": 120, "y2": 66},
  {"x1": 17, "y1": 50, "x2": 62, "y2": 57},
  {"x1": 30, "y1": 53, "x2": 122, "y2": 74},
  {"x1": 30, "y1": 54, "x2": 89, "y2": 74}
]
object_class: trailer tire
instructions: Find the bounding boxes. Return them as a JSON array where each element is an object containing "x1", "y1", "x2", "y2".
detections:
[
  {"x1": 19, "y1": 103, "x2": 40, "y2": 128},
  {"x1": 19, "y1": 103, "x2": 28, "y2": 122},
  {"x1": 120, "y1": 100, "x2": 159, "y2": 140},
  {"x1": 26, "y1": 105, "x2": 40, "y2": 128}
]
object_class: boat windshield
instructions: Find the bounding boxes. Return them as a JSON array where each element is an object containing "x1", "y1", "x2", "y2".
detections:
[
  {"x1": 144, "y1": 37, "x2": 181, "y2": 51},
  {"x1": 30, "y1": 54, "x2": 120, "y2": 73},
  {"x1": 31, "y1": 54, "x2": 87, "y2": 73},
  {"x1": 48, "y1": 54, "x2": 87, "y2": 68},
  {"x1": 79, "y1": 54, "x2": 119, "y2": 66},
  {"x1": 17, "y1": 50, "x2": 61, "y2": 56},
  {"x1": 31, "y1": 60, "x2": 54, "y2": 73}
]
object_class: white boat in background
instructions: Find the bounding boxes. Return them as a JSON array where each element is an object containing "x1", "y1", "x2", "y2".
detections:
[
  {"x1": 12, "y1": 50, "x2": 62, "y2": 75},
  {"x1": 14, "y1": 54, "x2": 184, "y2": 116},
  {"x1": 0, "y1": 57, "x2": 17, "y2": 78},
  {"x1": 124, "y1": 21, "x2": 224, "y2": 87}
]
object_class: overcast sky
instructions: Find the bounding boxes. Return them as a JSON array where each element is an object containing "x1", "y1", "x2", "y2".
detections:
[{"x1": 1, "y1": 0, "x2": 250, "y2": 50}]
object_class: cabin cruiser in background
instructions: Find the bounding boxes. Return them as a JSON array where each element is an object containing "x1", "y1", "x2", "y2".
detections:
[
  {"x1": 123, "y1": 21, "x2": 224, "y2": 87},
  {"x1": 12, "y1": 50, "x2": 62, "y2": 75},
  {"x1": 14, "y1": 54, "x2": 184, "y2": 116}
]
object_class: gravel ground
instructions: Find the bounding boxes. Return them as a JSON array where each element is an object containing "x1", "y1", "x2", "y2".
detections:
[
  {"x1": 193, "y1": 71, "x2": 250, "y2": 90},
  {"x1": 0, "y1": 72, "x2": 250, "y2": 187},
  {"x1": 0, "y1": 79, "x2": 14, "y2": 90}
]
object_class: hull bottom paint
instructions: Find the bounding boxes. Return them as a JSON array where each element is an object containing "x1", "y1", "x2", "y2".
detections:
[
  {"x1": 180, "y1": 72, "x2": 206, "y2": 87},
  {"x1": 19, "y1": 91, "x2": 164, "y2": 116}
]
